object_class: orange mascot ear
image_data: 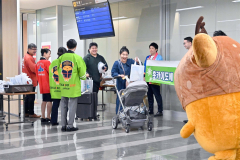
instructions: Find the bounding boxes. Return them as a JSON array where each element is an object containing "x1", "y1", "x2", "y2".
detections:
[
  {"x1": 193, "y1": 16, "x2": 217, "y2": 68},
  {"x1": 193, "y1": 34, "x2": 217, "y2": 68}
]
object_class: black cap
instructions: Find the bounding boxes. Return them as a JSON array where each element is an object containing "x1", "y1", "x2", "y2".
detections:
[{"x1": 28, "y1": 43, "x2": 37, "y2": 49}]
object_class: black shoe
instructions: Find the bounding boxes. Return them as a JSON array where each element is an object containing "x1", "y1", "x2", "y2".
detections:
[
  {"x1": 66, "y1": 127, "x2": 79, "y2": 132},
  {"x1": 41, "y1": 118, "x2": 46, "y2": 123},
  {"x1": 148, "y1": 110, "x2": 153, "y2": 115},
  {"x1": 154, "y1": 112, "x2": 163, "y2": 117},
  {"x1": 61, "y1": 126, "x2": 67, "y2": 132},
  {"x1": 52, "y1": 122, "x2": 59, "y2": 126},
  {"x1": 46, "y1": 118, "x2": 51, "y2": 123},
  {"x1": 183, "y1": 120, "x2": 188, "y2": 123}
]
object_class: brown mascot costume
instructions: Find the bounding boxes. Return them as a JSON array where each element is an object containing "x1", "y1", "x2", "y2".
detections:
[{"x1": 174, "y1": 16, "x2": 240, "y2": 160}]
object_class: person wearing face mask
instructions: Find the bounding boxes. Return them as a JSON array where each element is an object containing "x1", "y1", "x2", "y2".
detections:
[
  {"x1": 144, "y1": 42, "x2": 163, "y2": 117},
  {"x1": 111, "y1": 46, "x2": 139, "y2": 114},
  {"x1": 83, "y1": 42, "x2": 108, "y2": 94}
]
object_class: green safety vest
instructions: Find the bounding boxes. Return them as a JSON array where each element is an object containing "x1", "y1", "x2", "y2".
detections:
[
  {"x1": 58, "y1": 52, "x2": 86, "y2": 98},
  {"x1": 49, "y1": 59, "x2": 61, "y2": 99}
]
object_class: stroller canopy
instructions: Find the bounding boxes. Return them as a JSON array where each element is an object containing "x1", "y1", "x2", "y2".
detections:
[{"x1": 120, "y1": 81, "x2": 148, "y2": 106}]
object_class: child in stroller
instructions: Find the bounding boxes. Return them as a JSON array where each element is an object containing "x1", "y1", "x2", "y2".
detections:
[{"x1": 112, "y1": 77, "x2": 153, "y2": 133}]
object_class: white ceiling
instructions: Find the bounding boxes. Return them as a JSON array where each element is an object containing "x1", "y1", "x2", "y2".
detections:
[{"x1": 20, "y1": 0, "x2": 127, "y2": 10}]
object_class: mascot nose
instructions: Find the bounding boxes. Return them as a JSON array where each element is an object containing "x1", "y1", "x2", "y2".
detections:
[{"x1": 193, "y1": 33, "x2": 218, "y2": 68}]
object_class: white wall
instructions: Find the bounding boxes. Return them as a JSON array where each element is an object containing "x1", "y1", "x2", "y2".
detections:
[
  {"x1": 169, "y1": 0, "x2": 240, "y2": 61},
  {"x1": 165, "y1": 0, "x2": 240, "y2": 111},
  {"x1": 62, "y1": 6, "x2": 85, "y2": 57}
]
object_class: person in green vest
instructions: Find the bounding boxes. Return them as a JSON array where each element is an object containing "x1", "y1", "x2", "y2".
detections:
[
  {"x1": 58, "y1": 39, "x2": 87, "y2": 132},
  {"x1": 49, "y1": 47, "x2": 67, "y2": 126}
]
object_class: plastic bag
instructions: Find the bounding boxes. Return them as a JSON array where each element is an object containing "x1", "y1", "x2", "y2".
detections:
[
  {"x1": 20, "y1": 73, "x2": 32, "y2": 84},
  {"x1": 6, "y1": 73, "x2": 32, "y2": 85},
  {"x1": 98, "y1": 62, "x2": 106, "y2": 74},
  {"x1": 0, "y1": 80, "x2": 6, "y2": 93},
  {"x1": 130, "y1": 58, "x2": 144, "y2": 82},
  {"x1": 81, "y1": 78, "x2": 93, "y2": 93},
  {"x1": 102, "y1": 70, "x2": 112, "y2": 78},
  {"x1": 81, "y1": 80, "x2": 85, "y2": 92}
]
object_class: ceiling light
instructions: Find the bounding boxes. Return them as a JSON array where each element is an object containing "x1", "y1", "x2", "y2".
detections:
[
  {"x1": 217, "y1": 19, "x2": 240, "y2": 23},
  {"x1": 44, "y1": 17, "x2": 56, "y2": 20},
  {"x1": 112, "y1": 16, "x2": 127, "y2": 20},
  {"x1": 176, "y1": 6, "x2": 203, "y2": 12},
  {"x1": 232, "y1": 0, "x2": 240, "y2": 2}
]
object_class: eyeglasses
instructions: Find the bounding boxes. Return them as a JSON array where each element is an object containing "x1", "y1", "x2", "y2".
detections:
[{"x1": 183, "y1": 43, "x2": 186, "y2": 45}]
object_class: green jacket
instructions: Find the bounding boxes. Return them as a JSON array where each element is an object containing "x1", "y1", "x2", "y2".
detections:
[
  {"x1": 58, "y1": 51, "x2": 86, "y2": 98},
  {"x1": 49, "y1": 59, "x2": 61, "y2": 99}
]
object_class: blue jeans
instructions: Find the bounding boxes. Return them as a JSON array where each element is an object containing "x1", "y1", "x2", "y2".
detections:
[{"x1": 51, "y1": 99, "x2": 61, "y2": 124}]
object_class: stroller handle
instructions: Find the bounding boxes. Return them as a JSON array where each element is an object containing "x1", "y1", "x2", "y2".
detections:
[{"x1": 113, "y1": 76, "x2": 122, "y2": 79}]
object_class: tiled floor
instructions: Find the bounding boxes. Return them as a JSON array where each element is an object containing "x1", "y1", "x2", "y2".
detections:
[{"x1": 0, "y1": 103, "x2": 213, "y2": 160}]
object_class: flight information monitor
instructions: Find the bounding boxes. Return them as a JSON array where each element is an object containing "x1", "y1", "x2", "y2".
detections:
[{"x1": 73, "y1": 0, "x2": 115, "y2": 40}]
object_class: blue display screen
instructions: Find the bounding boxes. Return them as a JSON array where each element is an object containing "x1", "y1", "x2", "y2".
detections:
[{"x1": 73, "y1": 1, "x2": 115, "y2": 39}]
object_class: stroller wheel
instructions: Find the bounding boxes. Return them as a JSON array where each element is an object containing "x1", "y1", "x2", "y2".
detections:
[
  {"x1": 126, "y1": 125, "x2": 130, "y2": 133},
  {"x1": 148, "y1": 122, "x2": 152, "y2": 131},
  {"x1": 112, "y1": 116, "x2": 118, "y2": 129}
]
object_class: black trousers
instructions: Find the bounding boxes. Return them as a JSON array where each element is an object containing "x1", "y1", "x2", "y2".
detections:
[
  {"x1": 147, "y1": 83, "x2": 163, "y2": 113},
  {"x1": 51, "y1": 99, "x2": 61, "y2": 124},
  {"x1": 93, "y1": 81, "x2": 100, "y2": 106},
  {"x1": 25, "y1": 87, "x2": 36, "y2": 115},
  {"x1": 93, "y1": 81, "x2": 100, "y2": 94}
]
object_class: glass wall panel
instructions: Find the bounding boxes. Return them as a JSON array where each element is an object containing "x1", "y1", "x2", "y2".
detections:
[
  {"x1": 27, "y1": 14, "x2": 36, "y2": 45},
  {"x1": 36, "y1": 7, "x2": 57, "y2": 61},
  {"x1": 36, "y1": 7, "x2": 57, "y2": 99},
  {"x1": 164, "y1": 0, "x2": 240, "y2": 111}
]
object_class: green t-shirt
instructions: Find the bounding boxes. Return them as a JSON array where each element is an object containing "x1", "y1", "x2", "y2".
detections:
[
  {"x1": 49, "y1": 59, "x2": 61, "y2": 99},
  {"x1": 58, "y1": 51, "x2": 86, "y2": 98}
]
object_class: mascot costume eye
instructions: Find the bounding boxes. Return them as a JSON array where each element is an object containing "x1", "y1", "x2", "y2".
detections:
[{"x1": 174, "y1": 16, "x2": 240, "y2": 160}]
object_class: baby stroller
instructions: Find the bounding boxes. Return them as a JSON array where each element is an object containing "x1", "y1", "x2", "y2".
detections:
[{"x1": 112, "y1": 76, "x2": 153, "y2": 133}]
